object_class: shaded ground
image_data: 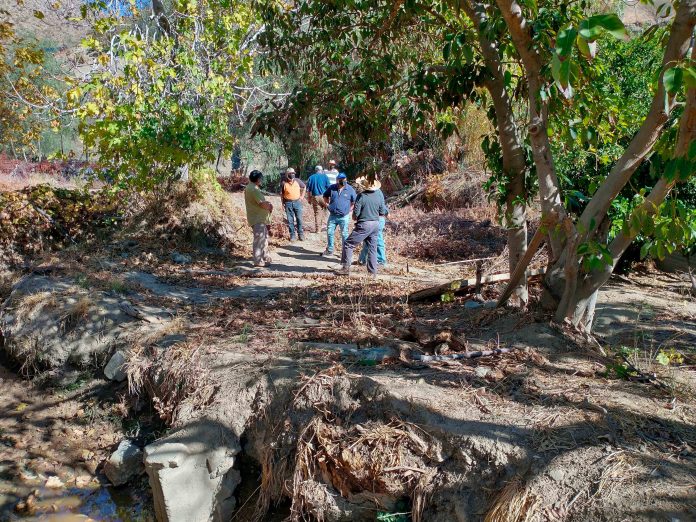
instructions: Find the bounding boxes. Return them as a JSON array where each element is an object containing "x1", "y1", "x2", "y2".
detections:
[
  {"x1": 0, "y1": 364, "x2": 154, "y2": 521},
  {"x1": 0, "y1": 189, "x2": 695, "y2": 520}
]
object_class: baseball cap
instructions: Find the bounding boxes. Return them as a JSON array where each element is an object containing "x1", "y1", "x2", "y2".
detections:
[
  {"x1": 337, "y1": 173, "x2": 347, "y2": 180},
  {"x1": 286, "y1": 167, "x2": 296, "y2": 174}
]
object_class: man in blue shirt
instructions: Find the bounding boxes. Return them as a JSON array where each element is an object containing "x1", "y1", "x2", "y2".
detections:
[
  {"x1": 321, "y1": 173, "x2": 356, "y2": 257},
  {"x1": 305, "y1": 165, "x2": 331, "y2": 233}
]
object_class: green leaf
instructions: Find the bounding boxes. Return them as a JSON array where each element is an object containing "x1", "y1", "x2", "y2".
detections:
[
  {"x1": 576, "y1": 35, "x2": 596, "y2": 59},
  {"x1": 551, "y1": 54, "x2": 563, "y2": 85},
  {"x1": 579, "y1": 14, "x2": 628, "y2": 42},
  {"x1": 555, "y1": 27, "x2": 577, "y2": 58},
  {"x1": 663, "y1": 66, "x2": 683, "y2": 94},
  {"x1": 656, "y1": 351, "x2": 670, "y2": 366},
  {"x1": 33, "y1": 9, "x2": 44, "y2": 19},
  {"x1": 683, "y1": 66, "x2": 696, "y2": 89}
]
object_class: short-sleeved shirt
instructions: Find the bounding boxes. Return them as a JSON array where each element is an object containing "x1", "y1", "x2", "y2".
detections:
[
  {"x1": 306, "y1": 172, "x2": 331, "y2": 196},
  {"x1": 279, "y1": 178, "x2": 306, "y2": 202},
  {"x1": 323, "y1": 183, "x2": 357, "y2": 217},
  {"x1": 353, "y1": 189, "x2": 387, "y2": 223},
  {"x1": 325, "y1": 169, "x2": 339, "y2": 185},
  {"x1": 244, "y1": 183, "x2": 271, "y2": 226}
]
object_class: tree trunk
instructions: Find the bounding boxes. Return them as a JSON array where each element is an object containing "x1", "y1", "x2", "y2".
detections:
[
  {"x1": 465, "y1": 0, "x2": 529, "y2": 303},
  {"x1": 495, "y1": 0, "x2": 568, "y2": 258},
  {"x1": 570, "y1": 38, "x2": 696, "y2": 329}
]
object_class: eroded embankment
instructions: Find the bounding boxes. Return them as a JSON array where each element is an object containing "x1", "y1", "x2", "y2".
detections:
[{"x1": 2, "y1": 259, "x2": 695, "y2": 522}]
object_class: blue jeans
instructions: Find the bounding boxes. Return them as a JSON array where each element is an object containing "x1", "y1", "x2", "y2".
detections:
[
  {"x1": 284, "y1": 200, "x2": 304, "y2": 239},
  {"x1": 326, "y1": 214, "x2": 350, "y2": 253},
  {"x1": 359, "y1": 216, "x2": 386, "y2": 265}
]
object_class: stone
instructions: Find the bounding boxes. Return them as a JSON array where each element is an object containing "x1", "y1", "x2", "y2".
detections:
[
  {"x1": 0, "y1": 275, "x2": 172, "y2": 381},
  {"x1": 144, "y1": 420, "x2": 241, "y2": 522},
  {"x1": 464, "y1": 300, "x2": 482, "y2": 309},
  {"x1": 474, "y1": 367, "x2": 491, "y2": 378},
  {"x1": 104, "y1": 351, "x2": 127, "y2": 382},
  {"x1": 104, "y1": 440, "x2": 144, "y2": 486},
  {"x1": 549, "y1": 469, "x2": 565, "y2": 483},
  {"x1": 45, "y1": 476, "x2": 64, "y2": 489},
  {"x1": 170, "y1": 252, "x2": 192, "y2": 265}
]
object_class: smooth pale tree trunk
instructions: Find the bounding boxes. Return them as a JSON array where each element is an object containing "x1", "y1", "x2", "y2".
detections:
[
  {"x1": 495, "y1": 0, "x2": 567, "y2": 260},
  {"x1": 570, "y1": 41, "x2": 696, "y2": 329},
  {"x1": 495, "y1": 0, "x2": 695, "y2": 327},
  {"x1": 465, "y1": 0, "x2": 529, "y2": 303}
]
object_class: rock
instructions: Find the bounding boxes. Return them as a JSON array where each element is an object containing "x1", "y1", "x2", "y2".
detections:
[
  {"x1": 474, "y1": 367, "x2": 491, "y2": 378},
  {"x1": 157, "y1": 334, "x2": 187, "y2": 349},
  {"x1": 104, "y1": 440, "x2": 144, "y2": 486},
  {"x1": 104, "y1": 351, "x2": 127, "y2": 382},
  {"x1": 464, "y1": 300, "x2": 482, "y2": 309},
  {"x1": 0, "y1": 275, "x2": 172, "y2": 380},
  {"x1": 45, "y1": 476, "x2": 64, "y2": 489},
  {"x1": 549, "y1": 469, "x2": 565, "y2": 483},
  {"x1": 170, "y1": 252, "x2": 192, "y2": 265},
  {"x1": 144, "y1": 420, "x2": 241, "y2": 522}
]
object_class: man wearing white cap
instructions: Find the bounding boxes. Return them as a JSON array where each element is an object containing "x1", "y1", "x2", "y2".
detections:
[
  {"x1": 325, "y1": 160, "x2": 339, "y2": 185},
  {"x1": 305, "y1": 165, "x2": 331, "y2": 233},
  {"x1": 279, "y1": 167, "x2": 306, "y2": 241}
]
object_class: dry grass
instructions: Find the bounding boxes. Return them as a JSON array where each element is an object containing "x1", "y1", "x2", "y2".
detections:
[
  {"x1": 484, "y1": 476, "x2": 540, "y2": 522},
  {"x1": 388, "y1": 204, "x2": 505, "y2": 262},
  {"x1": 256, "y1": 366, "x2": 440, "y2": 522},
  {"x1": 60, "y1": 295, "x2": 92, "y2": 332},
  {"x1": 125, "y1": 339, "x2": 215, "y2": 425},
  {"x1": 16, "y1": 291, "x2": 57, "y2": 319},
  {"x1": 0, "y1": 271, "x2": 20, "y2": 300}
]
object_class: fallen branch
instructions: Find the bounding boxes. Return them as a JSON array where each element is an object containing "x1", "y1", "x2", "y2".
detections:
[
  {"x1": 496, "y1": 212, "x2": 558, "y2": 308},
  {"x1": 408, "y1": 268, "x2": 546, "y2": 302},
  {"x1": 412, "y1": 347, "x2": 517, "y2": 362}
]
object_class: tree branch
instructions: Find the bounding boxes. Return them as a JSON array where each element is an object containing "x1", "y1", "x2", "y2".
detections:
[{"x1": 577, "y1": 0, "x2": 696, "y2": 242}]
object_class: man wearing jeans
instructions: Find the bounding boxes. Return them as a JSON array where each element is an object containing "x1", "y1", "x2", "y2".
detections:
[
  {"x1": 321, "y1": 173, "x2": 356, "y2": 257},
  {"x1": 244, "y1": 170, "x2": 273, "y2": 267},
  {"x1": 335, "y1": 177, "x2": 387, "y2": 276},
  {"x1": 279, "y1": 167, "x2": 306, "y2": 241}
]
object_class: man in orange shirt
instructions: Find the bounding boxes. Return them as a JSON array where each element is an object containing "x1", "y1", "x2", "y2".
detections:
[{"x1": 279, "y1": 167, "x2": 306, "y2": 241}]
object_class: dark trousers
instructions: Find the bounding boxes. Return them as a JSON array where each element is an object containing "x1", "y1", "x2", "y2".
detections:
[
  {"x1": 284, "y1": 200, "x2": 304, "y2": 239},
  {"x1": 341, "y1": 220, "x2": 380, "y2": 274}
]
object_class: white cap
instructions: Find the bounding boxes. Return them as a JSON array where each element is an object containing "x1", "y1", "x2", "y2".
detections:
[
  {"x1": 286, "y1": 167, "x2": 296, "y2": 174},
  {"x1": 315, "y1": 165, "x2": 323, "y2": 171}
]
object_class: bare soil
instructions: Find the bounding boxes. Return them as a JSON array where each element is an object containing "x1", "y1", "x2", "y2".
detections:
[{"x1": 1, "y1": 189, "x2": 694, "y2": 521}]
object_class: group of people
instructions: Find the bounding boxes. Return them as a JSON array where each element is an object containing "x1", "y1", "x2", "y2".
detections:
[{"x1": 244, "y1": 160, "x2": 389, "y2": 276}]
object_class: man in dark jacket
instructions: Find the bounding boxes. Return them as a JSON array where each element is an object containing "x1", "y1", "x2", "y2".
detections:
[{"x1": 335, "y1": 177, "x2": 387, "y2": 276}]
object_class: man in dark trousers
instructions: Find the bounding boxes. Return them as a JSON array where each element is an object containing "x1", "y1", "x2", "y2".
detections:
[
  {"x1": 279, "y1": 167, "x2": 306, "y2": 241},
  {"x1": 335, "y1": 177, "x2": 387, "y2": 277}
]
